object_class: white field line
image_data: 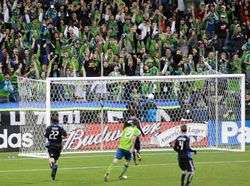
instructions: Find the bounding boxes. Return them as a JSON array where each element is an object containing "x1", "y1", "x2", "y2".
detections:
[
  {"x1": 0, "y1": 151, "x2": 239, "y2": 161},
  {"x1": 0, "y1": 160, "x2": 249, "y2": 173}
]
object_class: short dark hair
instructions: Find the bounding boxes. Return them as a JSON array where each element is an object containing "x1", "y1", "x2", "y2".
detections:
[
  {"x1": 51, "y1": 114, "x2": 59, "y2": 124},
  {"x1": 180, "y1": 125, "x2": 187, "y2": 133},
  {"x1": 123, "y1": 119, "x2": 132, "y2": 129}
]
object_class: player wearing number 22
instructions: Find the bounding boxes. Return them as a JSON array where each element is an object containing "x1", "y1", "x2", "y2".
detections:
[
  {"x1": 172, "y1": 125, "x2": 197, "y2": 186},
  {"x1": 104, "y1": 118, "x2": 141, "y2": 182},
  {"x1": 44, "y1": 117, "x2": 67, "y2": 180}
]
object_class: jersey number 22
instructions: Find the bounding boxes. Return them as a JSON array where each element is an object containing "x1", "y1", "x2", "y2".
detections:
[{"x1": 49, "y1": 130, "x2": 59, "y2": 140}]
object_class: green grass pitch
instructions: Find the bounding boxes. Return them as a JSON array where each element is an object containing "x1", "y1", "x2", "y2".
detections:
[{"x1": 0, "y1": 148, "x2": 250, "y2": 186}]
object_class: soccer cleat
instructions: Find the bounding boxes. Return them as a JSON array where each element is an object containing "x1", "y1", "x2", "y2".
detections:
[
  {"x1": 104, "y1": 173, "x2": 109, "y2": 182},
  {"x1": 51, "y1": 165, "x2": 58, "y2": 181},
  {"x1": 137, "y1": 153, "x2": 142, "y2": 161},
  {"x1": 119, "y1": 175, "x2": 128, "y2": 180}
]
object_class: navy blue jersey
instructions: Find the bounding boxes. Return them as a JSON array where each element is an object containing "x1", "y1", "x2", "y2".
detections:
[
  {"x1": 173, "y1": 135, "x2": 195, "y2": 160},
  {"x1": 132, "y1": 117, "x2": 144, "y2": 136},
  {"x1": 44, "y1": 124, "x2": 67, "y2": 148}
]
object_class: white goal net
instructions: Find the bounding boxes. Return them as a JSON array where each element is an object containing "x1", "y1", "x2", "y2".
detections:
[{"x1": 17, "y1": 74, "x2": 245, "y2": 157}]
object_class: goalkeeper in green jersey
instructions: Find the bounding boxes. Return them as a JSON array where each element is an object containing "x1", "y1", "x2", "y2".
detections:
[{"x1": 104, "y1": 118, "x2": 141, "y2": 182}]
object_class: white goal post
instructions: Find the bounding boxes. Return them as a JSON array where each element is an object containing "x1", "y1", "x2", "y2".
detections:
[{"x1": 17, "y1": 74, "x2": 245, "y2": 158}]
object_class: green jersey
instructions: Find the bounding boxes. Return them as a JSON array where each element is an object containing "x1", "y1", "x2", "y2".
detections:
[{"x1": 118, "y1": 126, "x2": 141, "y2": 151}]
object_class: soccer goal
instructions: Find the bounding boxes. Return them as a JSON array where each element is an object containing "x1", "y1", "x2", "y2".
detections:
[{"x1": 17, "y1": 74, "x2": 245, "y2": 158}]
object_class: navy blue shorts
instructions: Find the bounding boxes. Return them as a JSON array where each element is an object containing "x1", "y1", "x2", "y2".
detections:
[
  {"x1": 115, "y1": 148, "x2": 132, "y2": 161},
  {"x1": 178, "y1": 158, "x2": 195, "y2": 172},
  {"x1": 48, "y1": 148, "x2": 61, "y2": 161},
  {"x1": 46, "y1": 146, "x2": 62, "y2": 161}
]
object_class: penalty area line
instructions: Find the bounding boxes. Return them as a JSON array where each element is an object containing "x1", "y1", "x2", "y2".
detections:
[{"x1": 0, "y1": 160, "x2": 250, "y2": 173}]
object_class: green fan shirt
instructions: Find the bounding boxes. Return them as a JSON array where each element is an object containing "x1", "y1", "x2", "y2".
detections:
[{"x1": 118, "y1": 126, "x2": 141, "y2": 151}]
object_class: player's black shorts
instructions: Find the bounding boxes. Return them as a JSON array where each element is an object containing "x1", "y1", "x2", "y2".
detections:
[
  {"x1": 134, "y1": 137, "x2": 141, "y2": 151},
  {"x1": 178, "y1": 158, "x2": 195, "y2": 172},
  {"x1": 47, "y1": 147, "x2": 62, "y2": 161}
]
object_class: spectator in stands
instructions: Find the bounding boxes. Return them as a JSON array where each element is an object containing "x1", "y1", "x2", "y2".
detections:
[
  {"x1": 228, "y1": 53, "x2": 242, "y2": 74},
  {"x1": 216, "y1": 15, "x2": 229, "y2": 51},
  {"x1": 203, "y1": 4, "x2": 219, "y2": 39},
  {"x1": 242, "y1": 50, "x2": 250, "y2": 79},
  {"x1": 218, "y1": 52, "x2": 229, "y2": 74},
  {"x1": 231, "y1": 24, "x2": 246, "y2": 53},
  {"x1": 124, "y1": 54, "x2": 138, "y2": 76},
  {"x1": 2, "y1": 73, "x2": 16, "y2": 102}
]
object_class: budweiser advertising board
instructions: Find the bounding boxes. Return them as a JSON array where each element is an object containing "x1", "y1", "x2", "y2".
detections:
[{"x1": 62, "y1": 122, "x2": 208, "y2": 150}]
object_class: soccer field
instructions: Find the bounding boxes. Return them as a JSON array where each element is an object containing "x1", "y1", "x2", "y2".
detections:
[{"x1": 0, "y1": 149, "x2": 250, "y2": 186}]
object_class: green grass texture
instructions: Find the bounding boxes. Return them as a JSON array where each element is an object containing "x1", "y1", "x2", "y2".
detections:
[{"x1": 0, "y1": 149, "x2": 249, "y2": 186}]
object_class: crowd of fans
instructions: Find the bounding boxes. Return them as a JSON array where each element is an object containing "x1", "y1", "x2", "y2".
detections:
[{"x1": 0, "y1": 0, "x2": 250, "y2": 102}]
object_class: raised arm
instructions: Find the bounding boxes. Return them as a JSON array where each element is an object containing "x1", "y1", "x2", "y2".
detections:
[{"x1": 47, "y1": 55, "x2": 57, "y2": 77}]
